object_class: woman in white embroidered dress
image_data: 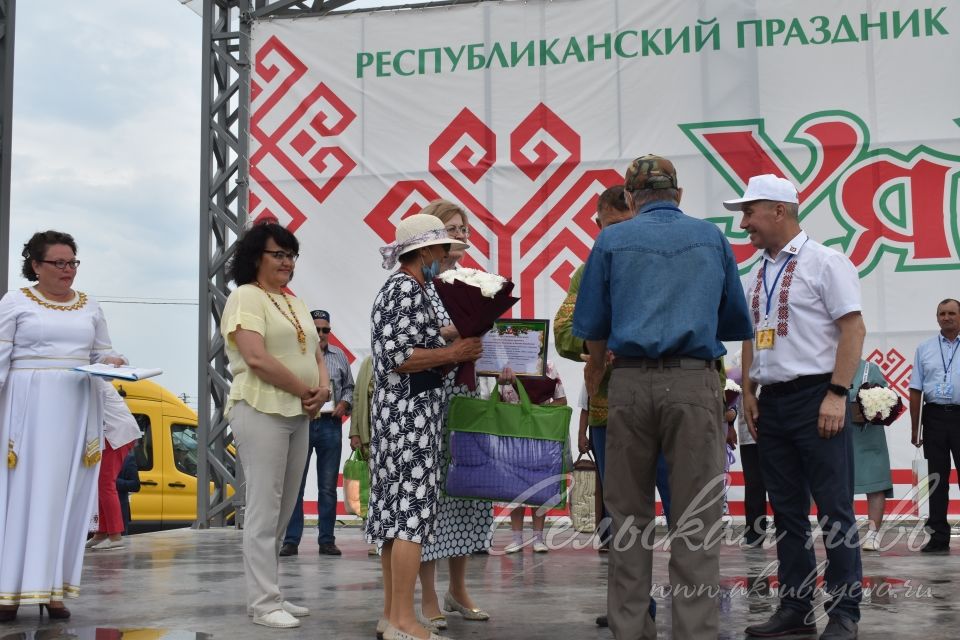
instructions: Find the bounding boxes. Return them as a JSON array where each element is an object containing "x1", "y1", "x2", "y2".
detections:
[{"x1": 0, "y1": 231, "x2": 125, "y2": 622}]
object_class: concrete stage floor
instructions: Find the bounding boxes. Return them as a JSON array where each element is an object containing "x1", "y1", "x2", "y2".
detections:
[{"x1": 1, "y1": 524, "x2": 957, "y2": 639}]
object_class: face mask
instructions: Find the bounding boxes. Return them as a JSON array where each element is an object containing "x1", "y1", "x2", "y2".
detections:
[{"x1": 420, "y1": 254, "x2": 441, "y2": 280}]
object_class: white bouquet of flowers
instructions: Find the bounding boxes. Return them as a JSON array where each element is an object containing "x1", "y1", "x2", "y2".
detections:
[
  {"x1": 724, "y1": 378, "x2": 741, "y2": 408},
  {"x1": 432, "y1": 266, "x2": 518, "y2": 390},
  {"x1": 436, "y1": 265, "x2": 508, "y2": 298},
  {"x1": 855, "y1": 383, "x2": 904, "y2": 426}
]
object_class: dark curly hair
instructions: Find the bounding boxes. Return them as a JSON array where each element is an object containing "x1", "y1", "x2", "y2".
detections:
[
  {"x1": 21, "y1": 230, "x2": 78, "y2": 282},
  {"x1": 227, "y1": 222, "x2": 299, "y2": 285}
]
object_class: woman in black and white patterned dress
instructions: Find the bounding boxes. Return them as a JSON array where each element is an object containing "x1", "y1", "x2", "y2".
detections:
[
  {"x1": 418, "y1": 200, "x2": 495, "y2": 630},
  {"x1": 367, "y1": 213, "x2": 483, "y2": 640}
]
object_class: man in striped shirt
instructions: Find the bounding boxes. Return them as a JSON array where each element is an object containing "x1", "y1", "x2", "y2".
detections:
[{"x1": 280, "y1": 310, "x2": 355, "y2": 557}]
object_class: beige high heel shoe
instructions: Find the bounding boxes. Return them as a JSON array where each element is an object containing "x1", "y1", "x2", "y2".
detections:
[
  {"x1": 443, "y1": 592, "x2": 489, "y2": 621},
  {"x1": 416, "y1": 610, "x2": 446, "y2": 632}
]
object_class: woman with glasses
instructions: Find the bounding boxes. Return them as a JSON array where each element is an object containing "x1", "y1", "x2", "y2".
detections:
[
  {"x1": 416, "y1": 200, "x2": 494, "y2": 631},
  {"x1": 0, "y1": 230, "x2": 127, "y2": 622},
  {"x1": 221, "y1": 221, "x2": 330, "y2": 630}
]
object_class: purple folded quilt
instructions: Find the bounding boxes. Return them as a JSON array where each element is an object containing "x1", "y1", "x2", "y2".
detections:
[{"x1": 445, "y1": 431, "x2": 566, "y2": 507}]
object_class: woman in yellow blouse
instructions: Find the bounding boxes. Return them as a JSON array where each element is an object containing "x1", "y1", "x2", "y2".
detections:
[{"x1": 221, "y1": 221, "x2": 330, "y2": 630}]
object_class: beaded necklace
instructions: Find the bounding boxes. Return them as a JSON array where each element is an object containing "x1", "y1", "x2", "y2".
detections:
[{"x1": 255, "y1": 282, "x2": 307, "y2": 354}]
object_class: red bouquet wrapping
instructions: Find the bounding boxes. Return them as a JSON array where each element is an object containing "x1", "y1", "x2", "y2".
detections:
[{"x1": 432, "y1": 267, "x2": 519, "y2": 390}]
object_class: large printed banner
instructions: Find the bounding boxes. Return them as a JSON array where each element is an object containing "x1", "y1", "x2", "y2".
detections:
[{"x1": 249, "y1": 0, "x2": 960, "y2": 517}]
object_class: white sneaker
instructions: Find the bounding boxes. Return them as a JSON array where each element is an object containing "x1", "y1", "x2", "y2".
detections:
[
  {"x1": 85, "y1": 537, "x2": 102, "y2": 549},
  {"x1": 861, "y1": 531, "x2": 880, "y2": 552},
  {"x1": 281, "y1": 600, "x2": 309, "y2": 617},
  {"x1": 247, "y1": 601, "x2": 309, "y2": 618},
  {"x1": 532, "y1": 539, "x2": 549, "y2": 553},
  {"x1": 91, "y1": 538, "x2": 124, "y2": 551},
  {"x1": 504, "y1": 540, "x2": 523, "y2": 554},
  {"x1": 252, "y1": 609, "x2": 300, "y2": 628}
]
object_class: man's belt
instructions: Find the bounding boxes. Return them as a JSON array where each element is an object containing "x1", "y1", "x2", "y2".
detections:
[
  {"x1": 925, "y1": 403, "x2": 960, "y2": 412},
  {"x1": 761, "y1": 373, "x2": 832, "y2": 397},
  {"x1": 612, "y1": 357, "x2": 715, "y2": 370}
]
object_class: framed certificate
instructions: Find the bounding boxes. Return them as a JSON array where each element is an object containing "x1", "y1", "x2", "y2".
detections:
[{"x1": 475, "y1": 319, "x2": 549, "y2": 377}]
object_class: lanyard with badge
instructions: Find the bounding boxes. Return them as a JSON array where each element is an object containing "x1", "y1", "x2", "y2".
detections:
[
  {"x1": 935, "y1": 338, "x2": 957, "y2": 400},
  {"x1": 851, "y1": 363, "x2": 872, "y2": 427},
  {"x1": 755, "y1": 255, "x2": 794, "y2": 350}
]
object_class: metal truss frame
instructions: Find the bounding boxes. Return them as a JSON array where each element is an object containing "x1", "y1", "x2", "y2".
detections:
[
  {"x1": 0, "y1": 0, "x2": 15, "y2": 296},
  {"x1": 196, "y1": 0, "x2": 366, "y2": 528},
  {"x1": 197, "y1": 0, "x2": 499, "y2": 527}
]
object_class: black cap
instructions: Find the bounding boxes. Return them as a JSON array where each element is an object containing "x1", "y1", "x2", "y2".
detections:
[{"x1": 311, "y1": 310, "x2": 330, "y2": 321}]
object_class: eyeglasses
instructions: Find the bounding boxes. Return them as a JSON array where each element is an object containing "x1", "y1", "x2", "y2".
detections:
[
  {"x1": 39, "y1": 259, "x2": 81, "y2": 270},
  {"x1": 317, "y1": 327, "x2": 331, "y2": 335},
  {"x1": 263, "y1": 250, "x2": 299, "y2": 262},
  {"x1": 444, "y1": 225, "x2": 470, "y2": 238}
]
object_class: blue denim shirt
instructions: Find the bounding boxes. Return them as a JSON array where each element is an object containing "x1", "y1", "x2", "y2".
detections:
[{"x1": 572, "y1": 201, "x2": 753, "y2": 359}]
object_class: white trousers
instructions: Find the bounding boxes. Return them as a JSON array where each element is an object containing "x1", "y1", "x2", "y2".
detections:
[{"x1": 230, "y1": 401, "x2": 308, "y2": 616}]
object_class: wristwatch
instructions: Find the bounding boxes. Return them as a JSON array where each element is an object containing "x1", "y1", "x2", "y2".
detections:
[{"x1": 826, "y1": 382, "x2": 848, "y2": 398}]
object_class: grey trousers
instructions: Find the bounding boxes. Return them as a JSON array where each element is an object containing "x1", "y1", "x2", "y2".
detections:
[
  {"x1": 230, "y1": 401, "x2": 309, "y2": 616},
  {"x1": 605, "y1": 366, "x2": 725, "y2": 640}
]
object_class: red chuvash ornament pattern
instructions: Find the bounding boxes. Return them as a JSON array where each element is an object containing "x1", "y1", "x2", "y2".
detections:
[
  {"x1": 866, "y1": 348, "x2": 912, "y2": 400},
  {"x1": 249, "y1": 35, "x2": 358, "y2": 361},
  {"x1": 249, "y1": 35, "x2": 357, "y2": 233},
  {"x1": 750, "y1": 259, "x2": 796, "y2": 337},
  {"x1": 363, "y1": 104, "x2": 622, "y2": 318}
]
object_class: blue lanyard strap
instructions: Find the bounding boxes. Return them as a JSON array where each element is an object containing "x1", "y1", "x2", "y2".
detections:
[
  {"x1": 939, "y1": 338, "x2": 958, "y2": 380},
  {"x1": 761, "y1": 254, "x2": 794, "y2": 321}
]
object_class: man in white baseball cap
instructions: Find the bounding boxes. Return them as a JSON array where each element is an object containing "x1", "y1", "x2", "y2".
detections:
[
  {"x1": 730, "y1": 175, "x2": 866, "y2": 640},
  {"x1": 722, "y1": 173, "x2": 799, "y2": 210}
]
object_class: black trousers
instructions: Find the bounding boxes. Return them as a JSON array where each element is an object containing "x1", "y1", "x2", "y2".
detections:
[
  {"x1": 922, "y1": 404, "x2": 960, "y2": 544},
  {"x1": 119, "y1": 493, "x2": 131, "y2": 535},
  {"x1": 740, "y1": 443, "x2": 768, "y2": 540},
  {"x1": 758, "y1": 380, "x2": 862, "y2": 622}
]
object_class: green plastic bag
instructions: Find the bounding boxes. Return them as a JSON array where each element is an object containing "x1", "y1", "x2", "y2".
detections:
[{"x1": 342, "y1": 449, "x2": 369, "y2": 518}]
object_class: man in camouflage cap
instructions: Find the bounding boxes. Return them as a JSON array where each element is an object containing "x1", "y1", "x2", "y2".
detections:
[
  {"x1": 623, "y1": 154, "x2": 678, "y2": 192},
  {"x1": 573, "y1": 154, "x2": 753, "y2": 640}
]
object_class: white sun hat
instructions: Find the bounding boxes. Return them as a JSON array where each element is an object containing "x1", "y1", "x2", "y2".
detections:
[
  {"x1": 722, "y1": 174, "x2": 799, "y2": 210},
  {"x1": 379, "y1": 213, "x2": 469, "y2": 269}
]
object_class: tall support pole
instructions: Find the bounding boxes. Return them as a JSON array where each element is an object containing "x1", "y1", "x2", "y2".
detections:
[
  {"x1": 196, "y1": 0, "x2": 366, "y2": 527},
  {"x1": 197, "y1": 0, "x2": 249, "y2": 528},
  {"x1": 0, "y1": 0, "x2": 15, "y2": 295}
]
